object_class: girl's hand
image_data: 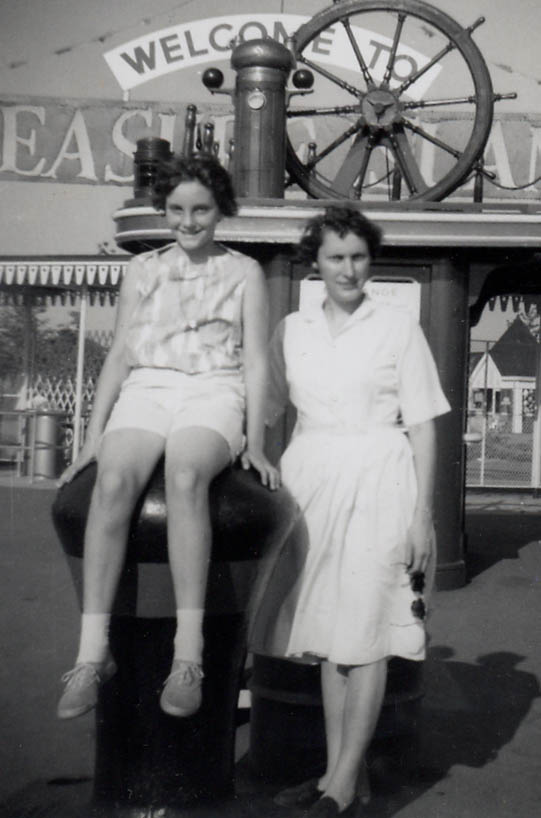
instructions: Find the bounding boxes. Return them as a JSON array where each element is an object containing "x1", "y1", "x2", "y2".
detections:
[
  {"x1": 57, "y1": 438, "x2": 99, "y2": 487},
  {"x1": 240, "y1": 448, "x2": 281, "y2": 490},
  {"x1": 404, "y1": 509, "x2": 435, "y2": 575}
]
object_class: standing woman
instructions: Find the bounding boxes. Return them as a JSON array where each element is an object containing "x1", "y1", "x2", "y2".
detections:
[
  {"x1": 56, "y1": 154, "x2": 279, "y2": 722},
  {"x1": 250, "y1": 206, "x2": 450, "y2": 817}
]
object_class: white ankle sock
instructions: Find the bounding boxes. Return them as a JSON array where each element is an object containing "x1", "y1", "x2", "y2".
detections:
[
  {"x1": 173, "y1": 608, "x2": 204, "y2": 665},
  {"x1": 75, "y1": 613, "x2": 111, "y2": 664}
]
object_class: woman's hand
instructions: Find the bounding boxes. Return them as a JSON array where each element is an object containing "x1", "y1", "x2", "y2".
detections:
[
  {"x1": 404, "y1": 508, "x2": 435, "y2": 575},
  {"x1": 240, "y1": 448, "x2": 281, "y2": 491},
  {"x1": 57, "y1": 438, "x2": 99, "y2": 487}
]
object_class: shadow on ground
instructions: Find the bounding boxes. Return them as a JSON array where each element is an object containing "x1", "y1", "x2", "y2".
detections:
[
  {"x1": 357, "y1": 648, "x2": 540, "y2": 817},
  {"x1": 465, "y1": 511, "x2": 541, "y2": 579}
]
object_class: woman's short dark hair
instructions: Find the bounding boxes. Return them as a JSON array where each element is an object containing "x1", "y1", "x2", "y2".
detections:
[
  {"x1": 152, "y1": 154, "x2": 238, "y2": 216},
  {"x1": 297, "y1": 206, "x2": 383, "y2": 263}
]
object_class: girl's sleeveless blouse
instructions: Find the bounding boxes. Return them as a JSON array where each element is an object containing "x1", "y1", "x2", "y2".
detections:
[{"x1": 124, "y1": 244, "x2": 257, "y2": 375}]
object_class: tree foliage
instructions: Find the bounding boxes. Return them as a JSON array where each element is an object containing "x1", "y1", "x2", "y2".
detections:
[
  {"x1": 0, "y1": 305, "x2": 108, "y2": 382},
  {"x1": 0, "y1": 305, "x2": 41, "y2": 380},
  {"x1": 35, "y1": 327, "x2": 107, "y2": 381}
]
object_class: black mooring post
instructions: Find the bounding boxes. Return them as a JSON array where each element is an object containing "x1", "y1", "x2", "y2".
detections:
[{"x1": 52, "y1": 460, "x2": 297, "y2": 815}]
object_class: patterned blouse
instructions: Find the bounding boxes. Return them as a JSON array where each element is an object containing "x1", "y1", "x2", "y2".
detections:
[{"x1": 124, "y1": 243, "x2": 259, "y2": 375}]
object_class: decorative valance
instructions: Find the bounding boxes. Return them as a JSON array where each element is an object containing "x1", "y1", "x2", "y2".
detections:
[{"x1": 0, "y1": 257, "x2": 131, "y2": 305}]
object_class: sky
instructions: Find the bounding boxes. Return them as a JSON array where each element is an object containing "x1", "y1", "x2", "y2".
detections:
[
  {"x1": 471, "y1": 301, "x2": 520, "y2": 347},
  {"x1": 0, "y1": 0, "x2": 539, "y2": 108}
]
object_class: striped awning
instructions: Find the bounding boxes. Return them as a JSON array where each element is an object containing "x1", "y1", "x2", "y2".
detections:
[
  {"x1": 0, "y1": 257, "x2": 131, "y2": 304},
  {"x1": 0, "y1": 258, "x2": 130, "y2": 287}
]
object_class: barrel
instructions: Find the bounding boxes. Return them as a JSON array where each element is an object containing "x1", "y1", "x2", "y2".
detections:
[
  {"x1": 52, "y1": 459, "x2": 297, "y2": 813},
  {"x1": 33, "y1": 410, "x2": 65, "y2": 479},
  {"x1": 248, "y1": 655, "x2": 424, "y2": 784}
]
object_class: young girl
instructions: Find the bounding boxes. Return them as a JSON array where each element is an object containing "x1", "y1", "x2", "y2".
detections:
[{"x1": 57, "y1": 154, "x2": 279, "y2": 720}]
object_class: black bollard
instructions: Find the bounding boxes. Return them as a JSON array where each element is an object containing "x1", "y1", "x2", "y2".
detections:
[
  {"x1": 248, "y1": 653, "x2": 424, "y2": 784},
  {"x1": 52, "y1": 459, "x2": 297, "y2": 815}
]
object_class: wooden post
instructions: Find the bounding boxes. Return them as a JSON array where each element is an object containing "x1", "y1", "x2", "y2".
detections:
[
  {"x1": 425, "y1": 255, "x2": 469, "y2": 589},
  {"x1": 71, "y1": 286, "x2": 87, "y2": 461},
  {"x1": 531, "y1": 343, "x2": 541, "y2": 487}
]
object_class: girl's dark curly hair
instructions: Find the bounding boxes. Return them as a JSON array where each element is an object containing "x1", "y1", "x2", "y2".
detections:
[
  {"x1": 297, "y1": 206, "x2": 383, "y2": 264},
  {"x1": 152, "y1": 154, "x2": 238, "y2": 216}
]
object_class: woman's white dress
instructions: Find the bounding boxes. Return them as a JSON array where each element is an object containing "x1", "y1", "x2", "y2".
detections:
[{"x1": 249, "y1": 293, "x2": 450, "y2": 666}]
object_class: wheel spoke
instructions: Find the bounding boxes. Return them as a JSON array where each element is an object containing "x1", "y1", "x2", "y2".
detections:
[
  {"x1": 396, "y1": 40, "x2": 456, "y2": 97},
  {"x1": 287, "y1": 0, "x2": 495, "y2": 201},
  {"x1": 382, "y1": 12, "x2": 406, "y2": 87},
  {"x1": 391, "y1": 167, "x2": 402, "y2": 200},
  {"x1": 307, "y1": 121, "x2": 365, "y2": 169},
  {"x1": 403, "y1": 120, "x2": 461, "y2": 160},
  {"x1": 383, "y1": 128, "x2": 427, "y2": 195},
  {"x1": 340, "y1": 17, "x2": 375, "y2": 89},
  {"x1": 298, "y1": 54, "x2": 363, "y2": 99},
  {"x1": 333, "y1": 131, "x2": 378, "y2": 196},
  {"x1": 287, "y1": 105, "x2": 361, "y2": 119},
  {"x1": 402, "y1": 95, "x2": 477, "y2": 111}
]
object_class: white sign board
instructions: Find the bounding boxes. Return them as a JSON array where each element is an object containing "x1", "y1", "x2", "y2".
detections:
[
  {"x1": 104, "y1": 14, "x2": 440, "y2": 97},
  {"x1": 299, "y1": 276, "x2": 422, "y2": 321}
]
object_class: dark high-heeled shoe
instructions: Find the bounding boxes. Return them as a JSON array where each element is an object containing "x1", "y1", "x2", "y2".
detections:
[
  {"x1": 273, "y1": 777, "x2": 323, "y2": 808},
  {"x1": 356, "y1": 763, "x2": 371, "y2": 806},
  {"x1": 305, "y1": 795, "x2": 360, "y2": 817}
]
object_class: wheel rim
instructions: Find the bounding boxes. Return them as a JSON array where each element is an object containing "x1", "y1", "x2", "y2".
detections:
[{"x1": 286, "y1": 0, "x2": 494, "y2": 201}]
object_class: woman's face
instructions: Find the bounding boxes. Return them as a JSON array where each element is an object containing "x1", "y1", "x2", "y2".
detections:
[
  {"x1": 315, "y1": 229, "x2": 371, "y2": 311},
  {"x1": 165, "y1": 179, "x2": 222, "y2": 257}
]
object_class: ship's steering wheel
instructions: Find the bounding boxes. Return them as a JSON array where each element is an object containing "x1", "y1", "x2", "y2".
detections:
[{"x1": 286, "y1": 0, "x2": 504, "y2": 201}]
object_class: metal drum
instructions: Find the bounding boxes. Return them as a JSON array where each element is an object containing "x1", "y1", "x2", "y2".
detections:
[{"x1": 249, "y1": 654, "x2": 424, "y2": 783}]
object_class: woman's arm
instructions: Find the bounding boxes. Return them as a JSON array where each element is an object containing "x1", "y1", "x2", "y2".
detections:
[
  {"x1": 405, "y1": 418, "x2": 437, "y2": 574},
  {"x1": 58, "y1": 262, "x2": 141, "y2": 485},
  {"x1": 240, "y1": 263, "x2": 281, "y2": 490}
]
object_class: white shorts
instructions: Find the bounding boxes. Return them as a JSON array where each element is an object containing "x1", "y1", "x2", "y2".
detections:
[{"x1": 103, "y1": 367, "x2": 245, "y2": 459}]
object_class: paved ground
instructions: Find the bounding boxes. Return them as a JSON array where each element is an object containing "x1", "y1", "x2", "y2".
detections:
[{"x1": 1, "y1": 478, "x2": 541, "y2": 817}]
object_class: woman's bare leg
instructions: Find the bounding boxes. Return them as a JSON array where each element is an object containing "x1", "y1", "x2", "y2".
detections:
[
  {"x1": 319, "y1": 661, "x2": 348, "y2": 790},
  {"x1": 319, "y1": 659, "x2": 387, "y2": 810}
]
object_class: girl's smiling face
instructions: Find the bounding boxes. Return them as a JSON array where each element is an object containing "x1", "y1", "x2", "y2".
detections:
[
  {"x1": 165, "y1": 180, "x2": 222, "y2": 259},
  {"x1": 315, "y1": 229, "x2": 372, "y2": 312}
]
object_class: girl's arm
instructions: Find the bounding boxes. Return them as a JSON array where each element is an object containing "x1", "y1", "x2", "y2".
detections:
[
  {"x1": 240, "y1": 263, "x2": 281, "y2": 490},
  {"x1": 405, "y1": 418, "x2": 437, "y2": 574},
  {"x1": 58, "y1": 262, "x2": 141, "y2": 485}
]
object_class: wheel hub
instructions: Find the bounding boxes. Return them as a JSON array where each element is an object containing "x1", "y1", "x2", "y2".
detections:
[{"x1": 361, "y1": 88, "x2": 400, "y2": 129}]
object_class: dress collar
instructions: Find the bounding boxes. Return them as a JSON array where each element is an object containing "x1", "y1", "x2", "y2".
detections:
[{"x1": 299, "y1": 287, "x2": 376, "y2": 329}]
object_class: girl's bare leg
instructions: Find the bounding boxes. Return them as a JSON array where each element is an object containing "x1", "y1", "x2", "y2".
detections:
[
  {"x1": 165, "y1": 426, "x2": 230, "y2": 614},
  {"x1": 58, "y1": 429, "x2": 165, "y2": 719},
  {"x1": 82, "y1": 428, "x2": 165, "y2": 613},
  {"x1": 159, "y1": 427, "x2": 230, "y2": 717}
]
